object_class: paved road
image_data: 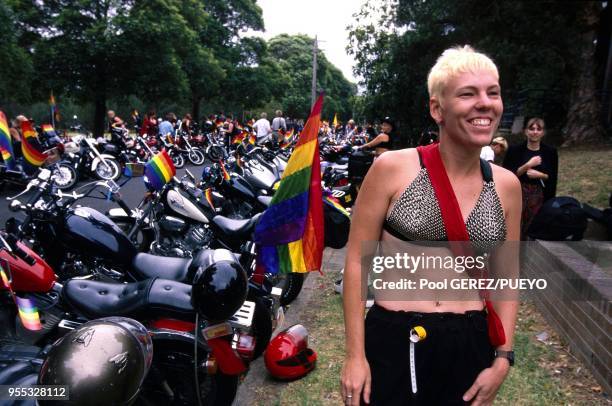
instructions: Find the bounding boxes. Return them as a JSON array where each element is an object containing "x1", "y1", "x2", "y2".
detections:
[{"x1": 0, "y1": 163, "x2": 206, "y2": 224}]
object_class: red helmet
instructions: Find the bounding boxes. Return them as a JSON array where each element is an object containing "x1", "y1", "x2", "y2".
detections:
[{"x1": 264, "y1": 324, "x2": 317, "y2": 380}]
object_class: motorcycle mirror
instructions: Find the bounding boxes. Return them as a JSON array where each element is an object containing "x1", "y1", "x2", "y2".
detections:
[
  {"x1": 8, "y1": 200, "x2": 22, "y2": 213},
  {"x1": 185, "y1": 169, "x2": 195, "y2": 181}
]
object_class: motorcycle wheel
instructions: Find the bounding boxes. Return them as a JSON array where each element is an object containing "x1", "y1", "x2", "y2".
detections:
[
  {"x1": 171, "y1": 152, "x2": 185, "y2": 168},
  {"x1": 251, "y1": 296, "x2": 273, "y2": 359},
  {"x1": 187, "y1": 149, "x2": 206, "y2": 165},
  {"x1": 52, "y1": 164, "x2": 78, "y2": 190},
  {"x1": 94, "y1": 158, "x2": 121, "y2": 180},
  {"x1": 206, "y1": 146, "x2": 225, "y2": 162},
  {"x1": 278, "y1": 273, "x2": 305, "y2": 306},
  {"x1": 140, "y1": 340, "x2": 238, "y2": 406}
]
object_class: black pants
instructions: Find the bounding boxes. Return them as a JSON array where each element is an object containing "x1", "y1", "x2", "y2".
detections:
[{"x1": 364, "y1": 304, "x2": 494, "y2": 405}]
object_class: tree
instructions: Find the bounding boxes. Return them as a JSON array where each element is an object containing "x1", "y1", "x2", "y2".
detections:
[
  {"x1": 0, "y1": 2, "x2": 33, "y2": 104},
  {"x1": 267, "y1": 34, "x2": 356, "y2": 119}
]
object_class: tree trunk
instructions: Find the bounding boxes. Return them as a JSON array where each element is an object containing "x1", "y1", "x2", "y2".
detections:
[
  {"x1": 192, "y1": 95, "x2": 202, "y2": 123},
  {"x1": 562, "y1": 1, "x2": 605, "y2": 146}
]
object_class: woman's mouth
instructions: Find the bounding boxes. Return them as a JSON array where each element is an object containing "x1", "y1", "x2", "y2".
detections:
[{"x1": 467, "y1": 118, "x2": 492, "y2": 128}]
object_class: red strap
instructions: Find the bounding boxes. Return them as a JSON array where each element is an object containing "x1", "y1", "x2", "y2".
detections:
[{"x1": 416, "y1": 144, "x2": 506, "y2": 346}]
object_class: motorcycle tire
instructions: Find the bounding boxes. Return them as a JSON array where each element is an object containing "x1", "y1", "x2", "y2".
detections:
[
  {"x1": 187, "y1": 149, "x2": 206, "y2": 166},
  {"x1": 279, "y1": 273, "x2": 305, "y2": 306},
  {"x1": 206, "y1": 146, "x2": 225, "y2": 162},
  {"x1": 172, "y1": 152, "x2": 185, "y2": 169},
  {"x1": 251, "y1": 296, "x2": 273, "y2": 359},
  {"x1": 94, "y1": 158, "x2": 121, "y2": 181},
  {"x1": 140, "y1": 340, "x2": 238, "y2": 406},
  {"x1": 52, "y1": 163, "x2": 78, "y2": 190}
]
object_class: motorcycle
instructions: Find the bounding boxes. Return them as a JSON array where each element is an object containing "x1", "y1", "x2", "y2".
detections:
[
  {"x1": 61, "y1": 134, "x2": 122, "y2": 181},
  {"x1": 0, "y1": 234, "x2": 256, "y2": 405}
]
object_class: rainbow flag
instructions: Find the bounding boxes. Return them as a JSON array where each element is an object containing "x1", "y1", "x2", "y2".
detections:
[
  {"x1": 49, "y1": 92, "x2": 60, "y2": 123},
  {"x1": 21, "y1": 120, "x2": 46, "y2": 167},
  {"x1": 219, "y1": 160, "x2": 231, "y2": 181},
  {"x1": 15, "y1": 296, "x2": 42, "y2": 331},
  {"x1": 204, "y1": 188, "x2": 215, "y2": 210},
  {"x1": 254, "y1": 95, "x2": 324, "y2": 274},
  {"x1": 232, "y1": 132, "x2": 246, "y2": 144},
  {"x1": 248, "y1": 133, "x2": 256, "y2": 145},
  {"x1": 41, "y1": 124, "x2": 57, "y2": 138},
  {"x1": 280, "y1": 128, "x2": 295, "y2": 149},
  {"x1": 0, "y1": 111, "x2": 15, "y2": 169},
  {"x1": 324, "y1": 195, "x2": 350, "y2": 217},
  {"x1": 144, "y1": 150, "x2": 176, "y2": 191},
  {"x1": 0, "y1": 268, "x2": 10, "y2": 289}
]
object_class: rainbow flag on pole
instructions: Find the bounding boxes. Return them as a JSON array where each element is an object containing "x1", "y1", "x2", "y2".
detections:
[
  {"x1": 0, "y1": 111, "x2": 15, "y2": 169},
  {"x1": 144, "y1": 149, "x2": 176, "y2": 190},
  {"x1": 21, "y1": 120, "x2": 47, "y2": 167},
  {"x1": 254, "y1": 95, "x2": 324, "y2": 274},
  {"x1": 15, "y1": 296, "x2": 42, "y2": 331},
  {"x1": 49, "y1": 92, "x2": 60, "y2": 125}
]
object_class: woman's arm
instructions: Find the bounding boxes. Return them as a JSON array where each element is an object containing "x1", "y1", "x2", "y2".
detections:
[
  {"x1": 360, "y1": 133, "x2": 389, "y2": 150},
  {"x1": 463, "y1": 167, "x2": 521, "y2": 406},
  {"x1": 341, "y1": 150, "x2": 407, "y2": 406}
]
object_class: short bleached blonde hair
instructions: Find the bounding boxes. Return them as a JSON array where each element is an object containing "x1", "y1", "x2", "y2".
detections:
[{"x1": 427, "y1": 45, "x2": 499, "y2": 101}]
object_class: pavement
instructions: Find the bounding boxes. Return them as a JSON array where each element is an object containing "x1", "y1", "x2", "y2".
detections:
[{"x1": 233, "y1": 247, "x2": 346, "y2": 406}]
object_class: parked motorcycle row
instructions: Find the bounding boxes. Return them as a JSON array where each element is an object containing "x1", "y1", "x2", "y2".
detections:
[{"x1": 0, "y1": 127, "x2": 357, "y2": 405}]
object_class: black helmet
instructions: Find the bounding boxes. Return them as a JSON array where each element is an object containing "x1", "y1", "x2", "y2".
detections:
[
  {"x1": 38, "y1": 317, "x2": 153, "y2": 405},
  {"x1": 191, "y1": 249, "x2": 248, "y2": 321},
  {"x1": 381, "y1": 116, "x2": 395, "y2": 130}
]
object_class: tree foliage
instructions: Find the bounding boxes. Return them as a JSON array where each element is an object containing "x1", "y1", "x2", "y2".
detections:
[
  {"x1": 348, "y1": 0, "x2": 609, "y2": 146},
  {"x1": 0, "y1": 0, "x2": 355, "y2": 134}
]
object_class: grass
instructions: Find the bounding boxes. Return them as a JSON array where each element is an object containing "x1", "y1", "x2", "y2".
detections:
[
  {"x1": 264, "y1": 269, "x2": 610, "y2": 406},
  {"x1": 556, "y1": 144, "x2": 612, "y2": 208}
]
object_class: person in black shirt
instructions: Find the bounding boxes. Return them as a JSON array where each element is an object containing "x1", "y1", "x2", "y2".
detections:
[
  {"x1": 503, "y1": 117, "x2": 558, "y2": 239},
  {"x1": 358, "y1": 117, "x2": 394, "y2": 156}
]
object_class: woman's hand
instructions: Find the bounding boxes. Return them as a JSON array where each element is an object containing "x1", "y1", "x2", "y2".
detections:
[
  {"x1": 526, "y1": 168, "x2": 546, "y2": 179},
  {"x1": 341, "y1": 356, "x2": 371, "y2": 405},
  {"x1": 462, "y1": 358, "x2": 510, "y2": 406},
  {"x1": 526, "y1": 156, "x2": 542, "y2": 168}
]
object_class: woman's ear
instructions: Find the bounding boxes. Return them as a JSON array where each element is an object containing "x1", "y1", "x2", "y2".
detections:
[{"x1": 430, "y1": 97, "x2": 443, "y2": 125}]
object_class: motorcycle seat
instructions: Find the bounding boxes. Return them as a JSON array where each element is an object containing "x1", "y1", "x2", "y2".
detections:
[
  {"x1": 63, "y1": 278, "x2": 193, "y2": 320},
  {"x1": 257, "y1": 196, "x2": 273, "y2": 207},
  {"x1": 212, "y1": 213, "x2": 263, "y2": 239},
  {"x1": 0, "y1": 361, "x2": 38, "y2": 385},
  {"x1": 131, "y1": 253, "x2": 192, "y2": 283}
]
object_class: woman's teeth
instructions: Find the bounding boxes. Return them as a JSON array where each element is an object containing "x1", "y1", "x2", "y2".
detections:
[{"x1": 469, "y1": 118, "x2": 491, "y2": 127}]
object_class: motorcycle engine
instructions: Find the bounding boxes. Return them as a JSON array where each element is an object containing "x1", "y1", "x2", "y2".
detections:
[
  {"x1": 184, "y1": 225, "x2": 213, "y2": 252},
  {"x1": 153, "y1": 224, "x2": 213, "y2": 257}
]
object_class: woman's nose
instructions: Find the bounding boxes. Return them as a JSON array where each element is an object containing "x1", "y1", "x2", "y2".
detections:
[{"x1": 475, "y1": 92, "x2": 494, "y2": 109}]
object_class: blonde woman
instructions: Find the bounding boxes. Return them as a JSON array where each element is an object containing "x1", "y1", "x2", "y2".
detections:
[{"x1": 341, "y1": 46, "x2": 521, "y2": 405}]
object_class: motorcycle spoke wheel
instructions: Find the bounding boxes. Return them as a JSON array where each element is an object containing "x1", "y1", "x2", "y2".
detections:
[
  {"x1": 53, "y1": 164, "x2": 77, "y2": 190},
  {"x1": 95, "y1": 159, "x2": 120, "y2": 180},
  {"x1": 188, "y1": 149, "x2": 205, "y2": 165}
]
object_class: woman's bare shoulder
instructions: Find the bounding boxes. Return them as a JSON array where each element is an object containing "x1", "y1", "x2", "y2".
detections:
[{"x1": 363, "y1": 148, "x2": 421, "y2": 199}]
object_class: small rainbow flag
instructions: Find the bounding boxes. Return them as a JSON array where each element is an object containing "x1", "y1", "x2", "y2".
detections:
[
  {"x1": 144, "y1": 150, "x2": 176, "y2": 191},
  {"x1": 21, "y1": 120, "x2": 46, "y2": 167},
  {"x1": 232, "y1": 132, "x2": 246, "y2": 144},
  {"x1": 0, "y1": 268, "x2": 10, "y2": 289},
  {"x1": 0, "y1": 111, "x2": 15, "y2": 169},
  {"x1": 15, "y1": 296, "x2": 42, "y2": 331},
  {"x1": 219, "y1": 160, "x2": 231, "y2": 181},
  {"x1": 41, "y1": 124, "x2": 57, "y2": 138},
  {"x1": 324, "y1": 195, "x2": 350, "y2": 217},
  {"x1": 254, "y1": 95, "x2": 325, "y2": 274},
  {"x1": 204, "y1": 188, "x2": 215, "y2": 210},
  {"x1": 248, "y1": 133, "x2": 256, "y2": 145}
]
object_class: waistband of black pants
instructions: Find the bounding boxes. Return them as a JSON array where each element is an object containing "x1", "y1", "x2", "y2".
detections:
[{"x1": 369, "y1": 303, "x2": 487, "y2": 325}]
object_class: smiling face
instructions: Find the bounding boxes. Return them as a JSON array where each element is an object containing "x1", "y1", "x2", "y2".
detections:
[
  {"x1": 430, "y1": 70, "x2": 503, "y2": 147},
  {"x1": 525, "y1": 121, "x2": 545, "y2": 143},
  {"x1": 381, "y1": 122, "x2": 392, "y2": 133}
]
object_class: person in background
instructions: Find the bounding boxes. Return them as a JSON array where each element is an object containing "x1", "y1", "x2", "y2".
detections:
[
  {"x1": 491, "y1": 136, "x2": 508, "y2": 165},
  {"x1": 503, "y1": 117, "x2": 558, "y2": 240},
  {"x1": 480, "y1": 144, "x2": 495, "y2": 162},
  {"x1": 181, "y1": 113, "x2": 193, "y2": 135},
  {"x1": 131, "y1": 109, "x2": 141, "y2": 129},
  {"x1": 140, "y1": 110, "x2": 158, "y2": 138},
  {"x1": 271, "y1": 110, "x2": 287, "y2": 142},
  {"x1": 365, "y1": 123, "x2": 377, "y2": 142},
  {"x1": 253, "y1": 112, "x2": 272, "y2": 145},
  {"x1": 158, "y1": 112, "x2": 176, "y2": 138},
  {"x1": 106, "y1": 110, "x2": 124, "y2": 132},
  {"x1": 357, "y1": 116, "x2": 394, "y2": 156},
  {"x1": 9, "y1": 116, "x2": 26, "y2": 159},
  {"x1": 418, "y1": 129, "x2": 439, "y2": 146}
]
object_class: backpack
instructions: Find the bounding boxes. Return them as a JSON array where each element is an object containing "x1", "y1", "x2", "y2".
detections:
[
  {"x1": 323, "y1": 199, "x2": 351, "y2": 249},
  {"x1": 528, "y1": 196, "x2": 588, "y2": 241}
]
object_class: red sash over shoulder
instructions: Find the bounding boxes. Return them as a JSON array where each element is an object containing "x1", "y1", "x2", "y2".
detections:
[{"x1": 417, "y1": 143, "x2": 506, "y2": 347}]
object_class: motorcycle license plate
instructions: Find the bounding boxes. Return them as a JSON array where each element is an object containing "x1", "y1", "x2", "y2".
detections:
[{"x1": 202, "y1": 322, "x2": 233, "y2": 340}]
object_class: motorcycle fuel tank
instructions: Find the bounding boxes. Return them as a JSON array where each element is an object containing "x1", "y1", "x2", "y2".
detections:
[
  {"x1": 61, "y1": 207, "x2": 138, "y2": 265},
  {"x1": 0, "y1": 240, "x2": 56, "y2": 293},
  {"x1": 166, "y1": 188, "x2": 210, "y2": 224}
]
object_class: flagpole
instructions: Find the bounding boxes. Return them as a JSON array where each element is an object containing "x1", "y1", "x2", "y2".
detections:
[{"x1": 50, "y1": 92, "x2": 55, "y2": 128}]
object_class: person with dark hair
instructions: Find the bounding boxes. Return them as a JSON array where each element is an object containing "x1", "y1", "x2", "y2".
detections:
[
  {"x1": 503, "y1": 117, "x2": 558, "y2": 239},
  {"x1": 140, "y1": 110, "x2": 158, "y2": 137},
  {"x1": 358, "y1": 117, "x2": 394, "y2": 156}
]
